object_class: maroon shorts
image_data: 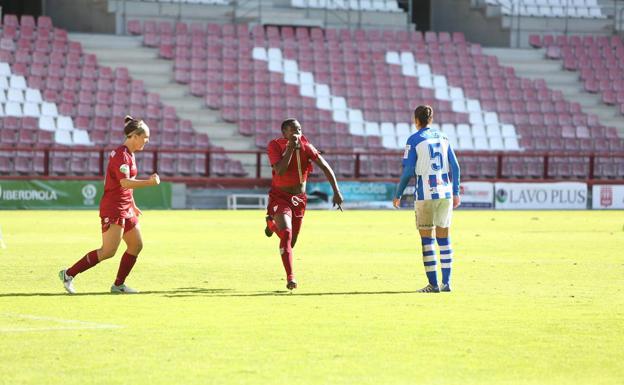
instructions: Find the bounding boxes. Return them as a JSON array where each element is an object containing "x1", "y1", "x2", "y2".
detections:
[
  {"x1": 101, "y1": 216, "x2": 138, "y2": 234},
  {"x1": 267, "y1": 188, "x2": 307, "y2": 236}
]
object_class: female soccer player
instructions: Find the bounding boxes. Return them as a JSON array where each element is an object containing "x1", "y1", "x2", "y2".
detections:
[
  {"x1": 265, "y1": 118, "x2": 343, "y2": 290},
  {"x1": 58, "y1": 116, "x2": 160, "y2": 294},
  {"x1": 393, "y1": 106, "x2": 461, "y2": 293}
]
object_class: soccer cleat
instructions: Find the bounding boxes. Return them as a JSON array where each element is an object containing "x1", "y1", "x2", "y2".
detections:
[
  {"x1": 110, "y1": 284, "x2": 138, "y2": 294},
  {"x1": 286, "y1": 280, "x2": 297, "y2": 290},
  {"x1": 416, "y1": 283, "x2": 440, "y2": 293},
  {"x1": 264, "y1": 215, "x2": 274, "y2": 237},
  {"x1": 58, "y1": 269, "x2": 76, "y2": 294},
  {"x1": 440, "y1": 283, "x2": 451, "y2": 292}
]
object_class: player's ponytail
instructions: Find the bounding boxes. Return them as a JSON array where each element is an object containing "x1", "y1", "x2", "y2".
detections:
[
  {"x1": 123, "y1": 115, "x2": 148, "y2": 138},
  {"x1": 414, "y1": 105, "x2": 434, "y2": 127}
]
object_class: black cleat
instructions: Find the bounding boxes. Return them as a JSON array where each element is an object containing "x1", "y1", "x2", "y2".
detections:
[{"x1": 416, "y1": 283, "x2": 440, "y2": 293}]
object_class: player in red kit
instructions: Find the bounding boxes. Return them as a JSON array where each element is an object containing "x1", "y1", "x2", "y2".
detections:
[
  {"x1": 265, "y1": 118, "x2": 343, "y2": 290},
  {"x1": 58, "y1": 116, "x2": 160, "y2": 294}
]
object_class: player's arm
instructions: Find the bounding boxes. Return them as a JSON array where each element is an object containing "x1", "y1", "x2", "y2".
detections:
[
  {"x1": 393, "y1": 142, "x2": 417, "y2": 208},
  {"x1": 269, "y1": 139, "x2": 297, "y2": 176},
  {"x1": 119, "y1": 174, "x2": 160, "y2": 189},
  {"x1": 448, "y1": 146, "x2": 461, "y2": 209},
  {"x1": 312, "y1": 155, "x2": 343, "y2": 210}
]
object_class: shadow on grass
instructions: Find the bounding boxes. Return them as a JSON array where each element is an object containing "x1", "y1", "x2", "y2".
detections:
[
  {"x1": 164, "y1": 290, "x2": 418, "y2": 298},
  {"x1": 0, "y1": 288, "x2": 420, "y2": 298},
  {"x1": 0, "y1": 287, "x2": 232, "y2": 298}
]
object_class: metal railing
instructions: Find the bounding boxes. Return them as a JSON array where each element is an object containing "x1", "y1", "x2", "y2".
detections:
[{"x1": 1, "y1": 147, "x2": 623, "y2": 182}]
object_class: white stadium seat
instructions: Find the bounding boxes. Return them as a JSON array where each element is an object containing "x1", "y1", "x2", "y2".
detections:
[
  {"x1": 5, "y1": 102, "x2": 23, "y2": 117},
  {"x1": 57, "y1": 116, "x2": 74, "y2": 130},
  {"x1": 365, "y1": 122, "x2": 380, "y2": 136},
  {"x1": 41, "y1": 102, "x2": 58, "y2": 117}
]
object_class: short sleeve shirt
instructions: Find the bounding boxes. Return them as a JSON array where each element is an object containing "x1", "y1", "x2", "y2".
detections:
[
  {"x1": 267, "y1": 136, "x2": 320, "y2": 187},
  {"x1": 99, "y1": 145, "x2": 137, "y2": 218}
]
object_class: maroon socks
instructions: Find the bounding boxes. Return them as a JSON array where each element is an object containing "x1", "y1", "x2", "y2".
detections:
[
  {"x1": 277, "y1": 228, "x2": 294, "y2": 281},
  {"x1": 66, "y1": 250, "x2": 100, "y2": 277},
  {"x1": 114, "y1": 252, "x2": 137, "y2": 286}
]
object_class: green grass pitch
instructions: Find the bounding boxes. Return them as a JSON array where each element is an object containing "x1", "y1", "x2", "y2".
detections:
[{"x1": 0, "y1": 209, "x2": 622, "y2": 385}]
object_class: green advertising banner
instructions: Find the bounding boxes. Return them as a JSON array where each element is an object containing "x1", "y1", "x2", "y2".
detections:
[{"x1": 0, "y1": 180, "x2": 172, "y2": 209}]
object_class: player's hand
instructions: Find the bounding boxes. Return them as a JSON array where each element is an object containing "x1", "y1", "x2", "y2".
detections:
[
  {"x1": 332, "y1": 190, "x2": 344, "y2": 211},
  {"x1": 289, "y1": 134, "x2": 301, "y2": 149},
  {"x1": 133, "y1": 205, "x2": 142, "y2": 217},
  {"x1": 150, "y1": 173, "x2": 160, "y2": 186},
  {"x1": 393, "y1": 198, "x2": 401, "y2": 208},
  {"x1": 453, "y1": 195, "x2": 461, "y2": 209}
]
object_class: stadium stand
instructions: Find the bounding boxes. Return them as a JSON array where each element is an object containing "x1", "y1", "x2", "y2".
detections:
[
  {"x1": 530, "y1": 34, "x2": 624, "y2": 116},
  {"x1": 0, "y1": 14, "x2": 245, "y2": 177},
  {"x1": 290, "y1": 0, "x2": 403, "y2": 13},
  {"x1": 485, "y1": 0, "x2": 606, "y2": 18},
  {"x1": 125, "y1": 20, "x2": 624, "y2": 179}
]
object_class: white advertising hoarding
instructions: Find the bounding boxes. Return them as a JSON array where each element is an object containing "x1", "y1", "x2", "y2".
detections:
[
  {"x1": 494, "y1": 182, "x2": 588, "y2": 209},
  {"x1": 592, "y1": 185, "x2": 624, "y2": 209},
  {"x1": 460, "y1": 182, "x2": 494, "y2": 208}
]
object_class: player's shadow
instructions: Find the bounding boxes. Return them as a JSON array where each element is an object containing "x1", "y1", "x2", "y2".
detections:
[
  {"x1": 163, "y1": 290, "x2": 418, "y2": 298},
  {"x1": 0, "y1": 287, "x2": 231, "y2": 297}
]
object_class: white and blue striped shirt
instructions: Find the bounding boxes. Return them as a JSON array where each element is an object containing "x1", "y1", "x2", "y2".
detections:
[{"x1": 395, "y1": 127, "x2": 461, "y2": 201}]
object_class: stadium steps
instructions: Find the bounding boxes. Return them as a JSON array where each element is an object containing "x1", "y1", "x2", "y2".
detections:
[
  {"x1": 483, "y1": 47, "x2": 624, "y2": 134},
  {"x1": 69, "y1": 33, "x2": 261, "y2": 174}
]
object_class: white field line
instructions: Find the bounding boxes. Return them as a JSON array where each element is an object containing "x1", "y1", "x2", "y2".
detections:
[{"x1": 0, "y1": 313, "x2": 123, "y2": 333}]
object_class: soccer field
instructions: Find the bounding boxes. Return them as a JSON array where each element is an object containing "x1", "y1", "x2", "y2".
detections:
[{"x1": 0, "y1": 210, "x2": 622, "y2": 385}]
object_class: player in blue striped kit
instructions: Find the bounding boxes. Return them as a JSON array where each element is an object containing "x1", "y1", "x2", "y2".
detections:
[{"x1": 393, "y1": 105, "x2": 461, "y2": 293}]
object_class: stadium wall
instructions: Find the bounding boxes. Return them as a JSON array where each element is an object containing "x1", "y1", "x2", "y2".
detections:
[
  {"x1": 43, "y1": 0, "x2": 115, "y2": 33},
  {"x1": 431, "y1": 0, "x2": 510, "y2": 47}
]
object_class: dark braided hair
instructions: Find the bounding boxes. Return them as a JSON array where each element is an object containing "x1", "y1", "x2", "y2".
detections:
[
  {"x1": 123, "y1": 115, "x2": 148, "y2": 138},
  {"x1": 414, "y1": 105, "x2": 434, "y2": 127}
]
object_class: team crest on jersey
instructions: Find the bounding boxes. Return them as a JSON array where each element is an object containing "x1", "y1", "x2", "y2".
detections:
[
  {"x1": 119, "y1": 164, "x2": 130, "y2": 175},
  {"x1": 273, "y1": 205, "x2": 278, "y2": 212},
  {"x1": 403, "y1": 144, "x2": 411, "y2": 159}
]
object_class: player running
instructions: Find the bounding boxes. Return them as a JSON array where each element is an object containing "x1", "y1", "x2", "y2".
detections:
[
  {"x1": 265, "y1": 118, "x2": 343, "y2": 291},
  {"x1": 393, "y1": 106, "x2": 461, "y2": 293},
  {"x1": 58, "y1": 116, "x2": 160, "y2": 294}
]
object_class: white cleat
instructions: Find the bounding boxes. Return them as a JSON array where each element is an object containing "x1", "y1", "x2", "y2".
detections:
[
  {"x1": 58, "y1": 269, "x2": 76, "y2": 294},
  {"x1": 110, "y1": 284, "x2": 139, "y2": 294}
]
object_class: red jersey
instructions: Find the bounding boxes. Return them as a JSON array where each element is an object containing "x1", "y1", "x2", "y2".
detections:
[
  {"x1": 99, "y1": 145, "x2": 137, "y2": 218},
  {"x1": 267, "y1": 136, "x2": 320, "y2": 187}
]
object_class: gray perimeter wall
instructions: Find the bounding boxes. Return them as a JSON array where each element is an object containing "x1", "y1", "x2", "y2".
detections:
[
  {"x1": 431, "y1": 0, "x2": 510, "y2": 47},
  {"x1": 44, "y1": 0, "x2": 115, "y2": 33}
]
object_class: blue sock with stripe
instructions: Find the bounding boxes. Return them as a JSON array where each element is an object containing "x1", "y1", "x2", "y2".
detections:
[
  {"x1": 437, "y1": 237, "x2": 453, "y2": 285},
  {"x1": 421, "y1": 237, "x2": 438, "y2": 286}
]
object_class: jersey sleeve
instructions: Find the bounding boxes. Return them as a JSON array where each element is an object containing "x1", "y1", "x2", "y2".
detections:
[
  {"x1": 394, "y1": 137, "x2": 417, "y2": 199},
  {"x1": 267, "y1": 140, "x2": 283, "y2": 166},
  {"x1": 447, "y1": 145, "x2": 461, "y2": 196},
  {"x1": 111, "y1": 152, "x2": 132, "y2": 180},
  {"x1": 304, "y1": 141, "x2": 320, "y2": 161},
  {"x1": 401, "y1": 137, "x2": 417, "y2": 170}
]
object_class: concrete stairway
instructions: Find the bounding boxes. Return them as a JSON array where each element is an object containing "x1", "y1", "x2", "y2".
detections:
[
  {"x1": 69, "y1": 33, "x2": 260, "y2": 174},
  {"x1": 483, "y1": 47, "x2": 624, "y2": 134}
]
